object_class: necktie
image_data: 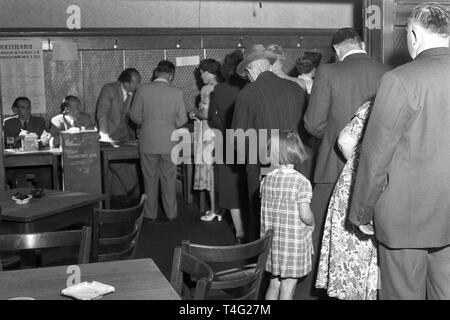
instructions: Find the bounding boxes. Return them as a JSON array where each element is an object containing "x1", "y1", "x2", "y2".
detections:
[
  {"x1": 22, "y1": 121, "x2": 28, "y2": 130},
  {"x1": 124, "y1": 92, "x2": 132, "y2": 111}
]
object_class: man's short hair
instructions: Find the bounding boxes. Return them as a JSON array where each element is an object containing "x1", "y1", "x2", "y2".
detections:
[
  {"x1": 156, "y1": 60, "x2": 175, "y2": 75},
  {"x1": 12, "y1": 96, "x2": 31, "y2": 109},
  {"x1": 408, "y1": 3, "x2": 450, "y2": 37},
  {"x1": 60, "y1": 95, "x2": 81, "y2": 113},
  {"x1": 118, "y1": 68, "x2": 140, "y2": 83},
  {"x1": 331, "y1": 28, "x2": 363, "y2": 48}
]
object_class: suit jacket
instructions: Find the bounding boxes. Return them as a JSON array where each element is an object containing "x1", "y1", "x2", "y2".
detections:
[
  {"x1": 96, "y1": 81, "x2": 135, "y2": 141},
  {"x1": 49, "y1": 112, "x2": 95, "y2": 147},
  {"x1": 129, "y1": 79, "x2": 187, "y2": 154},
  {"x1": 349, "y1": 47, "x2": 450, "y2": 248},
  {"x1": 232, "y1": 71, "x2": 306, "y2": 164},
  {"x1": 304, "y1": 53, "x2": 390, "y2": 183},
  {"x1": 3, "y1": 115, "x2": 47, "y2": 148}
]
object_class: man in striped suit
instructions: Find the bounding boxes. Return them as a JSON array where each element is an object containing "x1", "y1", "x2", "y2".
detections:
[{"x1": 232, "y1": 44, "x2": 307, "y2": 243}]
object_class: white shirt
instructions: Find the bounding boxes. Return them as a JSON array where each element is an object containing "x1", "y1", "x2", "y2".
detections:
[
  {"x1": 121, "y1": 84, "x2": 131, "y2": 102},
  {"x1": 341, "y1": 49, "x2": 367, "y2": 61},
  {"x1": 153, "y1": 78, "x2": 169, "y2": 84}
]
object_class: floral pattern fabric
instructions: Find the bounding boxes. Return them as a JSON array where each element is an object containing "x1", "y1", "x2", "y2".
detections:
[
  {"x1": 315, "y1": 101, "x2": 379, "y2": 300},
  {"x1": 194, "y1": 84, "x2": 216, "y2": 191}
]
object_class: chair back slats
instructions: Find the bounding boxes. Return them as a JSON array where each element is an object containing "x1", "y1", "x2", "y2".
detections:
[
  {"x1": 181, "y1": 236, "x2": 269, "y2": 263},
  {"x1": 212, "y1": 270, "x2": 260, "y2": 290},
  {"x1": 0, "y1": 226, "x2": 91, "y2": 270},
  {"x1": 92, "y1": 194, "x2": 146, "y2": 262},
  {"x1": 170, "y1": 246, "x2": 214, "y2": 300},
  {"x1": 98, "y1": 224, "x2": 139, "y2": 246},
  {"x1": 180, "y1": 229, "x2": 274, "y2": 300},
  {"x1": 97, "y1": 241, "x2": 136, "y2": 262}
]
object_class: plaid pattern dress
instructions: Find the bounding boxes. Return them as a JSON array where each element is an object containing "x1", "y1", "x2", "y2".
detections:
[{"x1": 260, "y1": 168, "x2": 314, "y2": 278}]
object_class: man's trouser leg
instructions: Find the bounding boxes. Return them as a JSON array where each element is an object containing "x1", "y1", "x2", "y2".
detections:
[
  {"x1": 297, "y1": 182, "x2": 334, "y2": 299},
  {"x1": 379, "y1": 243, "x2": 450, "y2": 300},
  {"x1": 140, "y1": 154, "x2": 160, "y2": 219},
  {"x1": 159, "y1": 154, "x2": 178, "y2": 220},
  {"x1": 246, "y1": 164, "x2": 261, "y2": 242}
]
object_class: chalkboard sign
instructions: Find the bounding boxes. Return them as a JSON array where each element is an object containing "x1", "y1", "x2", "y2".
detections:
[{"x1": 61, "y1": 131, "x2": 102, "y2": 194}]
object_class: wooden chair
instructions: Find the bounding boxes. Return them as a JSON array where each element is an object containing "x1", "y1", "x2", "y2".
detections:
[
  {"x1": 0, "y1": 226, "x2": 91, "y2": 271},
  {"x1": 170, "y1": 246, "x2": 214, "y2": 300},
  {"x1": 92, "y1": 194, "x2": 146, "y2": 262},
  {"x1": 181, "y1": 229, "x2": 274, "y2": 300}
]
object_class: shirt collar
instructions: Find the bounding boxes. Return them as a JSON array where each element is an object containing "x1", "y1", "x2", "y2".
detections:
[
  {"x1": 120, "y1": 84, "x2": 130, "y2": 101},
  {"x1": 153, "y1": 78, "x2": 170, "y2": 84},
  {"x1": 342, "y1": 49, "x2": 367, "y2": 61}
]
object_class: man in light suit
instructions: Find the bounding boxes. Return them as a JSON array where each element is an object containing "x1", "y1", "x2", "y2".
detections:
[
  {"x1": 302, "y1": 28, "x2": 389, "y2": 299},
  {"x1": 96, "y1": 68, "x2": 142, "y2": 199},
  {"x1": 349, "y1": 3, "x2": 450, "y2": 299},
  {"x1": 130, "y1": 60, "x2": 187, "y2": 221}
]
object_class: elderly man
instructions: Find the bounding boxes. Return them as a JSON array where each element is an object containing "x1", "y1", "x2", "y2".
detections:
[
  {"x1": 349, "y1": 3, "x2": 450, "y2": 300},
  {"x1": 130, "y1": 60, "x2": 187, "y2": 222},
  {"x1": 302, "y1": 28, "x2": 390, "y2": 299},
  {"x1": 96, "y1": 68, "x2": 142, "y2": 200},
  {"x1": 266, "y1": 44, "x2": 308, "y2": 91},
  {"x1": 232, "y1": 44, "x2": 307, "y2": 242}
]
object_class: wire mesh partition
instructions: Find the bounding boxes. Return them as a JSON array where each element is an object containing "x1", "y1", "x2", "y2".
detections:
[{"x1": 25, "y1": 46, "x2": 328, "y2": 123}]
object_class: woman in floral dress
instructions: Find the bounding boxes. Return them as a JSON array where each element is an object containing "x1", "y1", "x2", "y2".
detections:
[
  {"x1": 190, "y1": 59, "x2": 222, "y2": 221},
  {"x1": 315, "y1": 101, "x2": 378, "y2": 300}
]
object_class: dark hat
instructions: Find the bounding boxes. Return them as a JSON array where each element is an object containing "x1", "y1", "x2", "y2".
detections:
[
  {"x1": 331, "y1": 28, "x2": 362, "y2": 47},
  {"x1": 236, "y1": 44, "x2": 278, "y2": 78}
]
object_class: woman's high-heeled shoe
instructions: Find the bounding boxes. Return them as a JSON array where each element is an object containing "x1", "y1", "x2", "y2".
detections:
[{"x1": 200, "y1": 211, "x2": 222, "y2": 222}]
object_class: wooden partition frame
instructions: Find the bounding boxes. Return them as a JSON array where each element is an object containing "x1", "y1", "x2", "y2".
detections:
[{"x1": 364, "y1": 0, "x2": 450, "y2": 67}]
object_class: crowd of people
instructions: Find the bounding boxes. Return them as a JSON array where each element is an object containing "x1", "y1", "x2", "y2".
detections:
[{"x1": 2, "y1": 2, "x2": 449, "y2": 300}]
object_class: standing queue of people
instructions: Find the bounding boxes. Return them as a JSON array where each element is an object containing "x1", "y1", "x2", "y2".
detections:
[{"x1": 3, "y1": 2, "x2": 448, "y2": 300}]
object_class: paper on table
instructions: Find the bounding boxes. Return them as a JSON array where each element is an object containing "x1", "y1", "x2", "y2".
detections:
[{"x1": 61, "y1": 281, "x2": 115, "y2": 300}]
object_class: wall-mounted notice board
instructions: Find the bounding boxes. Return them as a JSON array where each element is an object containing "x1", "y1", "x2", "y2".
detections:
[{"x1": 61, "y1": 131, "x2": 101, "y2": 194}]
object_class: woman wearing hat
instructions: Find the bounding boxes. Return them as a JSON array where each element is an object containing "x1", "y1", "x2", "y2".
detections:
[{"x1": 190, "y1": 59, "x2": 223, "y2": 221}]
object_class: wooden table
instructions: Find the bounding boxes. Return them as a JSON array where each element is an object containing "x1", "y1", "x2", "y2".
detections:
[
  {"x1": 100, "y1": 141, "x2": 141, "y2": 209},
  {"x1": 3, "y1": 148, "x2": 62, "y2": 190},
  {"x1": 0, "y1": 258, "x2": 180, "y2": 300},
  {"x1": 100, "y1": 141, "x2": 194, "y2": 209},
  {"x1": 0, "y1": 188, "x2": 106, "y2": 234}
]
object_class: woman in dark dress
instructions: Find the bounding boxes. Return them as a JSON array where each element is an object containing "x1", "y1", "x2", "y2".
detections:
[{"x1": 208, "y1": 50, "x2": 248, "y2": 244}]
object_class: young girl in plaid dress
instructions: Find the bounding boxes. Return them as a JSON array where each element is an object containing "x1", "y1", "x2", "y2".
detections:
[{"x1": 261, "y1": 130, "x2": 314, "y2": 300}]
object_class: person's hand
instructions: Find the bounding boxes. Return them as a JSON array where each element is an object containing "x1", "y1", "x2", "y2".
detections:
[
  {"x1": 189, "y1": 111, "x2": 199, "y2": 121},
  {"x1": 359, "y1": 222, "x2": 375, "y2": 235},
  {"x1": 40, "y1": 130, "x2": 51, "y2": 146},
  {"x1": 18, "y1": 129, "x2": 28, "y2": 138},
  {"x1": 99, "y1": 131, "x2": 112, "y2": 142}
]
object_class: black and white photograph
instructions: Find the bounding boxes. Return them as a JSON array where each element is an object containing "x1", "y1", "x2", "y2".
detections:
[{"x1": 0, "y1": 0, "x2": 449, "y2": 306}]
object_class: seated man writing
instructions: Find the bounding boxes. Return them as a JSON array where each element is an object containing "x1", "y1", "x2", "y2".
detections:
[
  {"x1": 3, "y1": 96, "x2": 49, "y2": 149},
  {"x1": 49, "y1": 95, "x2": 95, "y2": 147}
]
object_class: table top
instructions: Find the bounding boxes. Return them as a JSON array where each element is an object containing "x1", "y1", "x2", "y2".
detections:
[
  {"x1": 4, "y1": 147, "x2": 62, "y2": 156},
  {"x1": 0, "y1": 188, "x2": 106, "y2": 222},
  {"x1": 0, "y1": 258, "x2": 180, "y2": 300}
]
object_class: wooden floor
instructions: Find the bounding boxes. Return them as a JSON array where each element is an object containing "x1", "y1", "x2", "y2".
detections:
[{"x1": 125, "y1": 187, "x2": 325, "y2": 300}]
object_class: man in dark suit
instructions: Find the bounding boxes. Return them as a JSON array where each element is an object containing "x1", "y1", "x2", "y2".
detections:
[
  {"x1": 349, "y1": 3, "x2": 450, "y2": 299},
  {"x1": 3, "y1": 96, "x2": 48, "y2": 149},
  {"x1": 96, "y1": 68, "x2": 142, "y2": 199},
  {"x1": 130, "y1": 61, "x2": 187, "y2": 221},
  {"x1": 303, "y1": 28, "x2": 389, "y2": 299},
  {"x1": 232, "y1": 44, "x2": 307, "y2": 242}
]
